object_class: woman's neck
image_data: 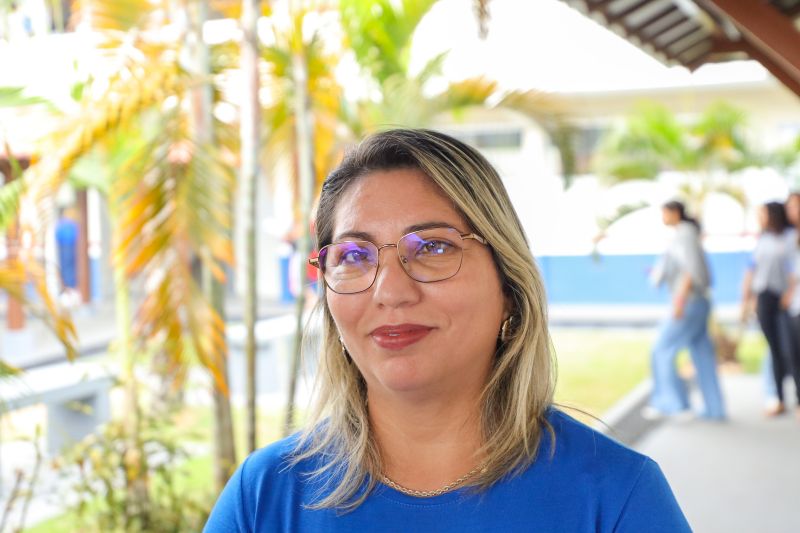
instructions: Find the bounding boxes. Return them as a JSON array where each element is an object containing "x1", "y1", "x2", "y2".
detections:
[{"x1": 368, "y1": 389, "x2": 485, "y2": 492}]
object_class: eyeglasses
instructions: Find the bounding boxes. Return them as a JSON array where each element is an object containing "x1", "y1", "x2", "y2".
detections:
[{"x1": 308, "y1": 227, "x2": 487, "y2": 294}]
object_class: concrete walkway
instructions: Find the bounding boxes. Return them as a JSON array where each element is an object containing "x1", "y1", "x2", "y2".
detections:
[{"x1": 636, "y1": 373, "x2": 800, "y2": 533}]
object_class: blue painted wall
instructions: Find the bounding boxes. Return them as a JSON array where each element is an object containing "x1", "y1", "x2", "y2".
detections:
[{"x1": 537, "y1": 251, "x2": 750, "y2": 305}]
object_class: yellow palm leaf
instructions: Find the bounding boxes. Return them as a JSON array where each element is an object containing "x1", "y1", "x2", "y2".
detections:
[
  {"x1": 0, "y1": 259, "x2": 78, "y2": 362},
  {"x1": 70, "y1": 0, "x2": 157, "y2": 32}
]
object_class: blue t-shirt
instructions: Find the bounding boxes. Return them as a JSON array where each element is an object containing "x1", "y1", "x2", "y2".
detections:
[{"x1": 204, "y1": 410, "x2": 690, "y2": 532}]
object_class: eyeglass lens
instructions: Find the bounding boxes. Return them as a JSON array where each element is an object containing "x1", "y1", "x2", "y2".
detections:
[{"x1": 319, "y1": 227, "x2": 466, "y2": 294}]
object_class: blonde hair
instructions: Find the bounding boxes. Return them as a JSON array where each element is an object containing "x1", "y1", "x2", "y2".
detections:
[{"x1": 292, "y1": 129, "x2": 555, "y2": 510}]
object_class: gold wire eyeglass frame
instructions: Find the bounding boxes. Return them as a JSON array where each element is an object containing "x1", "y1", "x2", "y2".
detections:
[{"x1": 308, "y1": 228, "x2": 487, "y2": 294}]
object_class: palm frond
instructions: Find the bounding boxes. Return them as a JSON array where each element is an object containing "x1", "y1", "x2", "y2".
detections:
[
  {"x1": 434, "y1": 77, "x2": 496, "y2": 113},
  {"x1": 691, "y1": 101, "x2": 756, "y2": 171},
  {"x1": 24, "y1": 57, "x2": 183, "y2": 218},
  {"x1": 109, "y1": 126, "x2": 233, "y2": 393},
  {"x1": 496, "y1": 88, "x2": 566, "y2": 121},
  {"x1": 0, "y1": 141, "x2": 26, "y2": 231},
  {"x1": 340, "y1": 0, "x2": 438, "y2": 84},
  {"x1": 367, "y1": 75, "x2": 435, "y2": 128},
  {"x1": 0, "y1": 87, "x2": 55, "y2": 109},
  {"x1": 546, "y1": 123, "x2": 577, "y2": 186},
  {"x1": 713, "y1": 183, "x2": 748, "y2": 207},
  {"x1": 770, "y1": 134, "x2": 800, "y2": 171},
  {"x1": 415, "y1": 51, "x2": 448, "y2": 85},
  {"x1": 596, "y1": 201, "x2": 649, "y2": 231},
  {"x1": 70, "y1": 0, "x2": 154, "y2": 32},
  {"x1": 0, "y1": 358, "x2": 21, "y2": 378},
  {"x1": 261, "y1": 6, "x2": 345, "y2": 196},
  {"x1": 494, "y1": 88, "x2": 577, "y2": 182},
  {"x1": 592, "y1": 102, "x2": 689, "y2": 181},
  {"x1": 0, "y1": 259, "x2": 78, "y2": 361},
  {"x1": 0, "y1": 178, "x2": 25, "y2": 232}
]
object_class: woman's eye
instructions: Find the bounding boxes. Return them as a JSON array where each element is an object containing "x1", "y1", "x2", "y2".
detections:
[
  {"x1": 418, "y1": 240, "x2": 453, "y2": 256},
  {"x1": 340, "y1": 249, "x2": 369, "y2": 264}
]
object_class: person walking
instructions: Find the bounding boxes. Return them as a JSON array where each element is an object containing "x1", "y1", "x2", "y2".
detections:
[
  {"x1": 760, "y1": 192, "x2": 800, "y2": 410},
  {"x1": 645, "y1": 201, "x2": 725, "y2": 420},
  {"x1": 742, "y1": 201, "x2": 800, "y2": 417},
  {"x1": 55, "y1": 206, "x2": 80, "y2": 306}
]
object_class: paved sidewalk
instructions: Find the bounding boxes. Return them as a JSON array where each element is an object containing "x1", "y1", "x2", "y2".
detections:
[{"x1": 636, "y1": 373, "x2": 800, "y2": 533}]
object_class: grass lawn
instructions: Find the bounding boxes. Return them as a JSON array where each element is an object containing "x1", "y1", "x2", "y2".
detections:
[
  {"x1": 552, "y1": 327, "x2": 652, "y2": 419},
  {"x1": 551, "y1": 326, "x2": 766, "y2": 424},
  {"x1": 22, "y1": 326, "x2": 767, "y2": 532},
  {"x1": 732, "y1": 329, "x2": 769, "y2": 374}
]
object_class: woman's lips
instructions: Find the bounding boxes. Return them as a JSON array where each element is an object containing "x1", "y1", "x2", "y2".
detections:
[{"x1": 369, "y1": 324, "x2": 433, "y2": 350}]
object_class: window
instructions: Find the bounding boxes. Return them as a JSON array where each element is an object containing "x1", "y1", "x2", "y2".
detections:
[{"x1": 451, "y1": 129, "x2": 523, "y2": 150}]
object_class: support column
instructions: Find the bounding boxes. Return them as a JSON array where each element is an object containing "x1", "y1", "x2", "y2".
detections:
[{"x1": 76, "y1": 189, "x2": 91, "y2": 303}]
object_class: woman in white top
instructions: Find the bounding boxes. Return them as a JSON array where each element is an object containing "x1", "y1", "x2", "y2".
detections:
[
  {"x1": 742, "y1": 201, "x2": 800, "y2": 417},
  {"x1": 646, "y1": 201, "x2": 725, "y2": 420}
]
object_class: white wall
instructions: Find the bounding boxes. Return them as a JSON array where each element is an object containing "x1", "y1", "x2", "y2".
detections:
[{"x1": 433, "y1": 79, "x2": 800, "y2": 257}]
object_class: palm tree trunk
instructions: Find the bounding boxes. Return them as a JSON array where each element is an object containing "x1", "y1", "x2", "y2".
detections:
[
  {"x1": 109, "y1": 177, "x2": 148, "y2": 523},
  {"x1": 189, "y1": 0, "x2": 237, "y2": 488},
  {"x1": 284, "y1": 46, "x2": 315, "y2": 435},
  {"x1": 113, "y1": 260, "x2": 149, "y2": 527},
  {"x1": 48, "y1": 0, "x2": 66, "y2": 33},
  {"x1": 240, "y1": 0, "x2": 261, "y2": 453},
  {"x1": 1, "y1": 7, "x2": 10, "y2": 40},
  {"x1": 205, "y1": 264, "x2": 237, "y2": 486}
]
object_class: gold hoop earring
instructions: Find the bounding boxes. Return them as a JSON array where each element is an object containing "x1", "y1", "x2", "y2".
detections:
[
  {"x1": 500, "y1": 316, "x2": 514, "y2": 343},
  {"x1": 339, "y1": 336, "x2": 352, "y2": 361}
]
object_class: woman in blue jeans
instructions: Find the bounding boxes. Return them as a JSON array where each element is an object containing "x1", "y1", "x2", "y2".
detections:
[{"x1": 646, "y1": 201, "x2": 726, "y2": 420}]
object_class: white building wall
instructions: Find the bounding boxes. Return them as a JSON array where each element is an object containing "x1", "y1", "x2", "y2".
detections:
[
  {"x1": 434, "y1": 108, "x2": 567, "y2": 255},
  {"x1": 433, "y1": 79, "x2": 800, "y2": 257}
]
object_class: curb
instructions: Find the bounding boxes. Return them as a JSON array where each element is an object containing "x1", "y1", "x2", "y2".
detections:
[{"x1": 596, "y1": 378, "x2": 664, "y2": 446}]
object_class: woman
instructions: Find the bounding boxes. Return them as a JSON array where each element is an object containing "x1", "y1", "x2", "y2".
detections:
[
  {"x1": 645, "y1": 201, "x2": 725, "y2": 420},
  {"x1": 742, "y1": 201, "x2": 800, "y2": 417},
  {"x1": 205, "y1": 129, "x2": 689, "y2": 531},
  {"x1": 759, "y1": 193, "x2": 800, "y2": 412}
]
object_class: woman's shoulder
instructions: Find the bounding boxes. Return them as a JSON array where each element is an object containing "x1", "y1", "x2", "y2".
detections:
[
  {"x1": 674, "y1": 221, "x2": 699, "y2": 239},
  {"x1": 757, "y1": 231, "x2": 784, "y2": 245},
  {"x1": 545, "y1": 408, "x2": 653, "y2": 478},
  {"x1": 538, "y1": 409, "x2": 688, "y2": 531},
  {"x1": 237, "y1": 433, "x2": 306, "y2": 485},
  {"x1": 204, "y1": 434, "x2": 310, "y2": 531}
]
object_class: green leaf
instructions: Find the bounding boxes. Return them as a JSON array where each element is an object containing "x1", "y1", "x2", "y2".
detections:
[
  {"x1": 71, "y1": 0, "x2": 153, "y2": 32},
  {"x1": 340, "y1": 0, "x2": 438, "y2": 84},
  {"x1": 0, "y1": 358, "x2": 21, "y2": 378},
  {"x1": 0, "y1": 86, "x2": 54, "y2": 108},
  {"x1": 0, "y1": 179, "x2": 24, "y2": 232}
]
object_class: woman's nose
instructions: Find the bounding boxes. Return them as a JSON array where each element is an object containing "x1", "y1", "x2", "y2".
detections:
[{"x1": 371, "y1": 247, "x2": 422, "y2": 308}]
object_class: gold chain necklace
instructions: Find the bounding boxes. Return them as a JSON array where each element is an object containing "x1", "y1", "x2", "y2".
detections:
[{"x1": 381, "y1": 464, "x2": 485, "y2": 498}]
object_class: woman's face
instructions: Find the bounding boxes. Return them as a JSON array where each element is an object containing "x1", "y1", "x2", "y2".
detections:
[
  {"x1": 661, "y1": 208, "x2": 679, "y2": 226},
  {"x1": 758, "y1": 206, "x2": 768, "y2": 231},
  {"x1": 786, "y1": 196, "x2": 800, "y2": 226},
  {"x1": 327, "y1": 168, "x2": 507, "y2": 399}
]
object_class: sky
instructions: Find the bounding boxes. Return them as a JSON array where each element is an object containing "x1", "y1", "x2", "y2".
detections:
[{"x1": 410, "y1": 0, "x2": 769, "y2": 93}]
